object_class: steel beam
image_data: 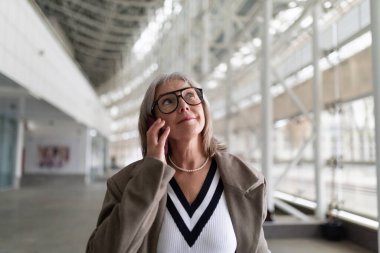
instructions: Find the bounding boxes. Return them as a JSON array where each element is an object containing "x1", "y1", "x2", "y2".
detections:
[
  {"x1": 224, "y1": 0, "x2": 234, "y2": 146},
  {"x1": 271, "y1": 66, "x2": 312, "y2": 121},
  {"x1": 85, "y1": 0, "x2": 120, "y2": 66},
  {"x1": 74, "y1": 43, "x2": 122, "y2": 58},
  {"x1": 370, "y1": 0, "x2": 380, "y2": 250},
  {"x1": 312, "y1": 3, "x2": 326, "y2": 220},
  {"x1": 274, "y1": 133, "x2": 316, "y2": 188},
  {"x1": 65, "y1": 23, "x2": 131, "y2": 43},
  {"x1": 69, "y1": 33, "x2": 130, "y2": 51},
  {"x1": 55, "y1": 0, "x2": 148, "y2": 22},
  {"x1": 275, "y1": 199, "x2": 312, "y2": 221},
  {"x1": 201, "y1": 0, "x2": 210, "y2": 76},
  {"x1": 260, "y1": 0, "x2": 274, "y2": 214},
  {"x1": 39, "y1": 1, "x2": 138, "y2": 34},
  {"x1": 101, "y1": 0, "x2": 158, "y2": 8}
]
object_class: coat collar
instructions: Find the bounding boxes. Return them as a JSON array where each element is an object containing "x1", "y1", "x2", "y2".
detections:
[{"x1": 213, "y1": 151, "x2": 265, "y2": 193}]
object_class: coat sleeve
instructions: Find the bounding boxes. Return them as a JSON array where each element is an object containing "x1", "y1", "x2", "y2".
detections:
[
  {"x1": 86, "y1": 157, "x2": 175, "y2": 253},
  {"x1": 257, "y1": 178, "x2": 271, "y2": 253}
]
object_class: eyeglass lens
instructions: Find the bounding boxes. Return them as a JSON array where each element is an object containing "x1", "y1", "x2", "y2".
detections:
[{"x1": 157, "y1": 88, "x2": 202, "y2": 113}]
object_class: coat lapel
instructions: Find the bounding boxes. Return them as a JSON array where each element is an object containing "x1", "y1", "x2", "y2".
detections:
[
  {"x1": 214, "y1": 151, "x2": 266, "y2": 253},
  {"x1": 146, "y1": 195, "x2": 167, "y2": 253}
]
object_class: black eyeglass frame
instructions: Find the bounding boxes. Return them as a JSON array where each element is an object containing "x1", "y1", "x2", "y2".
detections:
[{"x1": 151, "y1": 87, "x2": 204, "y2": 115}]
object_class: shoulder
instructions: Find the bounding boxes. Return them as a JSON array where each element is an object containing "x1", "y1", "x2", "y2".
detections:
[
  {"x1": 214, "y1": 151, "x2": 265, "y2": 192},
  {"x1": 106, "y1": 157, "x2": 174, "y2": 194},
  {"x1": 214, "y1": 151, "x2": 263, "y2": 177},
  {"x1": 107, "y1": 159, "x2": 143, "y2": 193}
]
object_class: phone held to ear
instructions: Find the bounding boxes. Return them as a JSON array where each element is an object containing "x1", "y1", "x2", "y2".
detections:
[{"x1": 147, "y1": 116, "x2": 168, "y2": 155}]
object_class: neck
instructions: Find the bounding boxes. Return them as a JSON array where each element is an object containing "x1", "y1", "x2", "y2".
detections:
[{"x1": 168, "y1": 136, "x2": 207, "y2": 170}]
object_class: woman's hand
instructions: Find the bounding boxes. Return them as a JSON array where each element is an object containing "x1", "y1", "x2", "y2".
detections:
[{"x1": 146, "y1": 118, "x2": 170, "y2": 163}]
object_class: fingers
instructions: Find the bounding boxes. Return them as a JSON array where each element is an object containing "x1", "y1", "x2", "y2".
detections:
[
  {"x1": 158, "y1": 126, "x2": 170, "y2": 147},
  {"x1": 147, "y1": 118, "x2": 165, "y2": 143},
  {"x1": 145, "y1": 118, "x2": 169, "y2": 162}
]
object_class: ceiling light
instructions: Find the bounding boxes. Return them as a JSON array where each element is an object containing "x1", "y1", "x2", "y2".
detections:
[
  {"x1": 215, "y1": 63, "x2": 227, "y2": 73},
  {"x1": 288, "y1": 1, "x2": 297, "y2": 8},
  {"x1": 300, "y1": 15, "x2": 313, "y2": 28},
  {"x1": 243, "y1": 55, "x2": 255, "y2": 65},
  {"x1": 340, "y1": 0, "x2": 349, "y2": 8},
  {"x1": 253, "y1": 38, "x2": 262, "y2": 47},
  {"x1": 239, "y1": 46, "x2": 251, "y2": 55},
  {"x1": 89, "y1": 129, "x2": 97, "y2": 137},
  {"x1": 111, "y1": 123, "x2": 119, "y2": 131},
  {"x1": 110, "y1": 106, "x2": 119, "y2": 117},
  {"x1": 323, "y1": 1, "x2": 333, "y2": 9},
  {"x1": 132, "y1": 0, "x2": 181, "y2": 60},
  {"x1": 207, "y1": 80, "x2": 218, "y2": 89},
  {"x1": 123, "y1": 87, "x2": 131, "y2": 95}
]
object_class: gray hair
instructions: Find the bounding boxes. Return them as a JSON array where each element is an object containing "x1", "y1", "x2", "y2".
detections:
[{"x1": 138, "y1": 72, "x2": 226, "y2": 157}]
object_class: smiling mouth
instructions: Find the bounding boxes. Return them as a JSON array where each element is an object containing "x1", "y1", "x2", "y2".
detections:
[{"x1": 178, "y1": 117, "x2": 195, "y2": 124}]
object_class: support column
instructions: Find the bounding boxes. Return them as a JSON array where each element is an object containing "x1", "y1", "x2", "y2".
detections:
[
  {"x1": 84, "y1": 128, "x2": 93, "y2": 184},
  {"x1": 14, "y1": 97, "x2": 25, "y2": 188},
  {"x1": 224, "y1": 0, "x2": 233, "y2": 146},
  {"x1": 312, "y1": 4, "x2": 326, "y2": 220},
  {"x1": 260, "y1": 0, "x2": 274, "y2": 217},
  {"x1": 201, "y1": 0, "x2": 210, "y2": 76},
  {"x1": 185, "y1": 0, "x2": 191, "y2": 75},
  {"x1": 370, "y1": 0, "x2": 380, "y2": 250}
]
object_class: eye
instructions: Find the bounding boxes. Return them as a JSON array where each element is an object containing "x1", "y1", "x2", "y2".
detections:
[
  {"x1": 160, "y1": 97, "x2": 175, "y2": 106},
  {"x1": 184, "y1": 91, "x2": 196, "y2": 100}
]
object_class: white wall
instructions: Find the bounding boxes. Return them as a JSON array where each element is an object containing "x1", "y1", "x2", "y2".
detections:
[
  {"x1": 24, "y1": 119, "x2": 87, "y2": 175},
  {"x1": 0, "y1": 0, "x2": 111, "y2": 137}
]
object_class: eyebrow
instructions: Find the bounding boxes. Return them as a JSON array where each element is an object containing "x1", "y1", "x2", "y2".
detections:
[{"x1": 156, "y1": 86, "x2": 192, "y2": 99}]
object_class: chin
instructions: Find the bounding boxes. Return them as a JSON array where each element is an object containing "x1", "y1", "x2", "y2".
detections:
[{"x1": 170, "y1": 127, "x2": 203, "y2": 141}]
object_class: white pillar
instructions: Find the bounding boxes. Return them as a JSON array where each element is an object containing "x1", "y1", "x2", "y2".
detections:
[
  {"x1": 185, "y1": 0, "x2": 191, "y2": 75},
  {"x1": 260, "y1": 0, "x2": 274, "y2": 215},
  {"x1": 84, "y1": 128, "x2": 93, "y2": 184},
  {"x1": 14, "y1": 97, "x2": 25, "y2": 188},
  {"x1": 312, "y1": 4, "x2": 326, "y2": 220},
  {"x1": 369, "y1": 0, "x2": 380, "y2": 251},
  {"x1": 224, "y1": 0, "x2": 233, "y2": 146},
  {"x1": 201, "y1": 0, "x2": 210, "y2": 76}
]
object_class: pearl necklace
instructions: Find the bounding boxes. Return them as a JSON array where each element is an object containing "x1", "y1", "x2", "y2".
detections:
[{"x1": 168, "y1": 155, "x2": 209, "y2": 173}]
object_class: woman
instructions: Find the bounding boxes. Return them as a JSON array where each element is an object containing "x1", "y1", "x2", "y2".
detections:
[{"x1": 86, "y1": 72, "x2": 270, "y2": 253}]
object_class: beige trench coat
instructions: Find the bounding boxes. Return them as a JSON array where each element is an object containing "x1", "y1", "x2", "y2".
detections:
[{"x1": 86, "y1": 151, "x2": 270, "y2": 253}]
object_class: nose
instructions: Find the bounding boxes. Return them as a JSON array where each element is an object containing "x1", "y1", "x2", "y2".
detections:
[{"x1": 177, "y1": 96, "x2": 189, "y2": 112}]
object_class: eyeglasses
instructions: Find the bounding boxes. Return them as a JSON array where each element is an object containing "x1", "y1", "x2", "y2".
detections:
[{"x1": 151, "y1": 87, "x2": 203, "y2": 114}]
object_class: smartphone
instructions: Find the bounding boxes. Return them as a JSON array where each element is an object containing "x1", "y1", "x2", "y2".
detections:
[{"x1": 147, "y1": 116, "x2": 168, "y2": 155}]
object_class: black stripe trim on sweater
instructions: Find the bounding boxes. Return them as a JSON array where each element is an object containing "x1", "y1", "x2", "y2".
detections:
[
  {"x1": 169, "y1": 158, "x2": 217, "y2": 217},
  {"x1": 167, "y1": 178, "x2": 224, "y2": 247}
]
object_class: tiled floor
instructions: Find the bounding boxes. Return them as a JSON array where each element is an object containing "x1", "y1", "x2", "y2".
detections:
[
  {"x1": 268, "y1": 239, "x2": 372, "y2": 253},
  {"x1": 0, "y1": 175, "x2": 374, "y2": 253}
]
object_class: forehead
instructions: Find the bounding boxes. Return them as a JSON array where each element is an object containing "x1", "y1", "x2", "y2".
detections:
[{"x1": 155, "y1": 79, "x2": 191, "y2": 98}]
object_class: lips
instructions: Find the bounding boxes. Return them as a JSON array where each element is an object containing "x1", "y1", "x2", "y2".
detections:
[{"x1": 177, "y1": 116, "x2": 196, "y2": 124}]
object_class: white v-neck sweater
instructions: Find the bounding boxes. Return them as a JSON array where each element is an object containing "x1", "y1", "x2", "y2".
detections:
[{"x1": 157, "y1": 160, "x2": 237, "y2": 253}]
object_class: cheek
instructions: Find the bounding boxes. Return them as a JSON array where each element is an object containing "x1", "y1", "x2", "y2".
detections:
[
  {"x1": 198, "y1": 107, "x2": 206, "y2": 125},
  {"x1": 160, "y1": 116, "x2": 176, "y2": 128}
]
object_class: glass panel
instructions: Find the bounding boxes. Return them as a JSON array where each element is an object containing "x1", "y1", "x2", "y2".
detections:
[
  {"x1": 338, "y1": 96, "x2": 376, "y2": 219},
  {"x1": 273, "y1": 116, "x2": 316, "y2": 201},
  {"x1": 90, "y1": 135, "x2": 107, "y2": 179},
  {"x1": 272, "y1": 96, "x2": 377, "y2": 219},
  {"x1": 0, "y1": 116, "x2": 17, "y2": 188}
]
